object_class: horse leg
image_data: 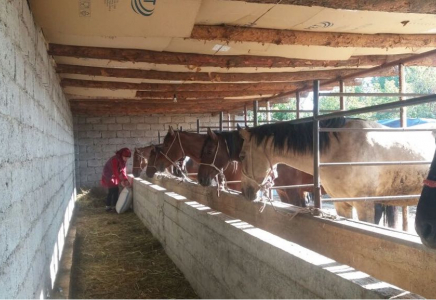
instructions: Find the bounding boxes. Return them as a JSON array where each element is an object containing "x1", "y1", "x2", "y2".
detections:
[
  {"x1": 385, "y1": 205, "x2": 399, "y2": 229},
  {"x1": 334, "y1": 202, "x2": 353, "y2": 219},
  {"x1": 374, "y1": 203, "x2": 384, "y2": 225},
  {"x1": 354, "y1": 202, "x2": 375, "y2": 224}
]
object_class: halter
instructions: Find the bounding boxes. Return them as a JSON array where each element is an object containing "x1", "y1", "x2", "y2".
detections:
[
  {"x1": 200, "y1": 137, "x2": 237, "y2": 194},
  {"x1": 423, "y1": 179, "x2": 436, "y2": 188},
  {"x1": 159, "y1": 132, "x2": 188, "y2": 179},
  {"x1": 133, "y1": 151, "x2": 149, "y2": 171}
]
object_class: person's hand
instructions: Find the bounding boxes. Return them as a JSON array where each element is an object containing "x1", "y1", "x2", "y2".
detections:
[{"x1": 121, "y1": 180, "x2": 130, "y2": 188}]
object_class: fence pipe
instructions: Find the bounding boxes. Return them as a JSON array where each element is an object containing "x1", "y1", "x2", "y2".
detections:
[
  {"x1": 313, "y1": 80, "x2": 321, "y2": 209},
  {"x1": 339, "y1": 80, "x2": 345, "y2": 111},
  {"x1": 398, "y1": 63, "x2": 409, "y2": 231},
  {"x1": 244, "y1": 104, "x2": 248, "y2": 127},
  {"x1": 219, "y1": 111, "x2": 223, "y2": 132},
  {"x1": 320, "y1": 127, "x2": 436, "y2": 132},
  {"x1": 320, "y1": 161, "x2": 431, "y2": 167},
  {"x1": 315, "y1": 94, "x2": 436, "y2": 121},
  {"x1": 196, "y1": 119, "x2": 200, "y2": 134},
  {"x1": 319, "y1": 92, "x2": 429, "y2": 97},
  {"x1": 322, "y1": 195, "x2": 420, "y2": 203},
  {"x1": 158, "y1": 131, "x2": 161, "y2": 144},
  {"x1": 258, "y1": 109, "x2": 339, "y2": 113},
  {"x1": 253, "y1": 100, "x2": 258, "y2": 127},
  {"x1": 271, "y1": 184, "x2": 314, "y2": 190},
  {"x1": 296, "y1": 92, "x2": 300, "y2": 119}
]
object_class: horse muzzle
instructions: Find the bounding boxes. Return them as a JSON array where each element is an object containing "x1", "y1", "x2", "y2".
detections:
[
  {"x1": 242, "y1": 186, "x2": 257, "y2": 201},
  {"x1": 416, "y1": 219, "x2": 436, "y2": 249},
  {"x1": 198, "y1": 176, "x2": 212, "y2": 187}
]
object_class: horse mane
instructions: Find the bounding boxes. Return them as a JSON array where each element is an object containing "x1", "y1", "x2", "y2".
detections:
[
  {"x1": 201, "y1": 130, "x2": 243, "y2": 160},
  {"x1": 218, "y1": 130, "x2": 244, "y2": 159},
  {"x1": 248, "y1": 117, "x2": 347, "y2": 154}
]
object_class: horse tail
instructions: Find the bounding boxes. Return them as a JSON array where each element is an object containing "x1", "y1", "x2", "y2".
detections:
[{"x1": 374, "y1": 204, "x2": 398, "y2": 228}]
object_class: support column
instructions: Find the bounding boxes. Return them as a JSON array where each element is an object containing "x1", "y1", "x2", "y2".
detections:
[
  {"x1": 313, "y1": 80, "x2": 321, "y2": 209},
  {"x1": 253, "y1": 100, "x2": 258, "y2": 127},
  {"x1": 399, "y1": 63, "x2": 409, "y2": 231}
]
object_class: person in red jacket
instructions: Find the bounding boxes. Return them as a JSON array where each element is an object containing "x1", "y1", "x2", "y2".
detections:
[{"x1": 101, "y1": 147, "x2": 132, "y2": 211}]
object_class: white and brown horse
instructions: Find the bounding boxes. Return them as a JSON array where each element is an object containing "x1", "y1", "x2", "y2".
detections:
[{"x1": 238, "y1": 117, "x2": 436, "y2": 226}]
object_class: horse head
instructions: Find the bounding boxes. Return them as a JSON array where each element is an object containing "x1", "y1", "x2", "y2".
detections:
[
  {"x1": 198, "y1": 128, "x2": 230, "y2": 186},
  {"x1": 154, "y1": 126, "x2": 186, "y2": 172},
  {"x1": 145, "y1": 145, "x2": 160, "y2": 178},
  {"x1": 238, "y1": 128, "x2": 274, "y2": 201},
  {"x1": 132, "y1": 146, "x2": 153, "y2": 177},
  {"x1": 415, "y1": 148, "x2": 436, "y2": 249}
]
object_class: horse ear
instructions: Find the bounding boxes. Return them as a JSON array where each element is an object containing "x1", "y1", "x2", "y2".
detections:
[
  {"x1": 245, "y1": 125, "x2": 250, "y2": 129},
  {"x1": 237, "y1": 124, "x2": 242, "y2": 130},
  {"x1": 168, "y1": 126, "x2": 175, "y2": 136},
  {"x1": 238, "y1": 128, "x2": 250, "y2": 140},
  {"x1": 151, "y1": 144, "x2": 156, "y2": 151},
  {"x1": 207, "y1": 127, "x2": 218, "y2": 141}
]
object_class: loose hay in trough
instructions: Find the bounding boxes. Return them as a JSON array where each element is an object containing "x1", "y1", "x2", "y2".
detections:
[{"x1": 71, "y1": 189, "x2": 198, "y2": 299}]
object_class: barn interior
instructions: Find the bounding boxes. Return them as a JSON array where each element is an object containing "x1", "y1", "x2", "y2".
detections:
[{"x1": 1, "y1": 0, "x2": 436, "y2": 299}]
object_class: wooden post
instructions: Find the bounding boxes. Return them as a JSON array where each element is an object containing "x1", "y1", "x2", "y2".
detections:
[
  {"x1": 340, "y1": 80, "x2": 346, "y2": 111},
  {"x1": 296, "y1": 92, "x2": 300, "y2": 119},
  {"x1": 219, "y1": 111, "x2": 223, "y2": 132},
  {"x1": 253, "y1": 100, "x2": 258, "y2": 127},
  {"x1": 399, "y1": 63, "x2": 409, "y2": 232},
  {"x1": 197, "y1": 119, "x2": 200, "y2": 134}
]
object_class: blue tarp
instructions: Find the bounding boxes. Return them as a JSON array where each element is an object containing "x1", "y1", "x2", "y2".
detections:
[{"x1": 377, "y1": 118, "x2": 436, "y2": 128}]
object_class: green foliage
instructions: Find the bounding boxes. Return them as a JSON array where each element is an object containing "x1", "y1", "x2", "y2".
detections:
[{"x1": 318, "y1": 66, "x2": 436, "y2": 121}]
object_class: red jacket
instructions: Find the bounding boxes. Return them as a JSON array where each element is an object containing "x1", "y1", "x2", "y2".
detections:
[{"x1": 101, "y1": 155, "x2": 128, "y2": 188}]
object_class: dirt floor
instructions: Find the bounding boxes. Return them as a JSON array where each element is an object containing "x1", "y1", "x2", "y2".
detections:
[{"x1": 70, "y1": 189, "x2": 198, "y2": 299}]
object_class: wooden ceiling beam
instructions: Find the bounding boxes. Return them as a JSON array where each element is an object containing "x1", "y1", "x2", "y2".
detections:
[
  {"x1": 192, "y1": 25, "x2": 436, "y2": 48},
  {"x1": 68, "y1": 98, "x2": 258, "y2": 104},
  {"x1": 135, "y1": 91, "x2": 277, "y2": 99},
  {"x1": 224, "y1": 0, "x2": 436, "y2": 14},
  {"x1": 57, "y1": 64, "x2": 396, "y2": 83},
  {"x1": 61, "y1": 78, "x2": 306, "y2": 92},
  {"x1": 48, "y1": 44, "x2": 424, "y2": 69}
]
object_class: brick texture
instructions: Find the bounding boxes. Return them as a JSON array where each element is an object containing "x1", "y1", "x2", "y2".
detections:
[{"x1": 0, "y1": 1, "x2": 75, "y2": 298}]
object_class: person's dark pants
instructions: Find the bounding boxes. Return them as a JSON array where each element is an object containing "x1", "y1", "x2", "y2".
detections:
[{"x1": 106, "y1": 186, "x2": 119, "y2": 207}]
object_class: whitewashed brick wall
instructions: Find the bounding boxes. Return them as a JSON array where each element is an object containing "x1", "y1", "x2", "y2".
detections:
[
  {"x1": 74, "y1": 114, "x2": 222, "y2": 188},
  {"x1": 0, "y1": 1, "x2": 75, "y2": 298}
]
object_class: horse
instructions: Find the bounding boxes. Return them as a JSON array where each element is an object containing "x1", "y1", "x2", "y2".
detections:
[
  {"x1": 238, "y1": 117, "x2": 436, "y2": 227},
  {"x1": 144, "y1": 144, "x2": 198, "y2": 180},
  {"x1": 198, "y1": 127, "x2": 326, "y2": 207},
  {"x1": 133, "y1": 146, "x2": 154, "y2": 177},
  {"x1": 155, "y1": 127, "x2": 242, "y2": 191},
  {"x1": 415, "y1": 147, "x2": 436, "y2": 248}
]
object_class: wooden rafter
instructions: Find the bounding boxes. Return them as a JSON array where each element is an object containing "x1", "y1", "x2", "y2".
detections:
[
  {"x1": 135, "y1": 91, "x2": 277, "y2": 99},
  {"x1": 57, "y1": 64, "x2": 397, "y2": 83},
  {"x1": 48, "y1": 44, "x2": 427, "y2": 69},
  {"x1": 61, "y1": 79, "x2": 306, "y2": 92},
  {"x1": 192, "y1": 25, "x2": 436, "y2": 48},
  {"x1": 224, "y1": 0, "x2": 436, "y2": 14}
]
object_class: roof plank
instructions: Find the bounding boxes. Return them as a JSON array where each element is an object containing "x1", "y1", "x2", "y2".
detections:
[
  {"x1": 224, "y1": 0, "x2": 436, "y2": 14},
  {"x1": 192, "y1": 25, "x2": 436, "y2": 48},
  {"x1": 57, "y1": 64, "x2": 397, "y2": 83}
]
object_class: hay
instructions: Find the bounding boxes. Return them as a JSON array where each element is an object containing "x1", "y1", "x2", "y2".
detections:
[{"x1": 71, "y1": 189, "x2": 198, "y2": 299}]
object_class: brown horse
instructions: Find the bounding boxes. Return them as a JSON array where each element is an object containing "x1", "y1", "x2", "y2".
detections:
[
  {"x1": 198, "y1": 128, "x2": 324, "y2": 207},
  {"x1": 133, "y1": 146, "x2": 154, "y2": 177},
  {"x1": 144, "y1": 144, "x2": 200, "y2": 181},
  {"x1": 155, "y1": 127, "x2": 242, "y2": 191}
]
